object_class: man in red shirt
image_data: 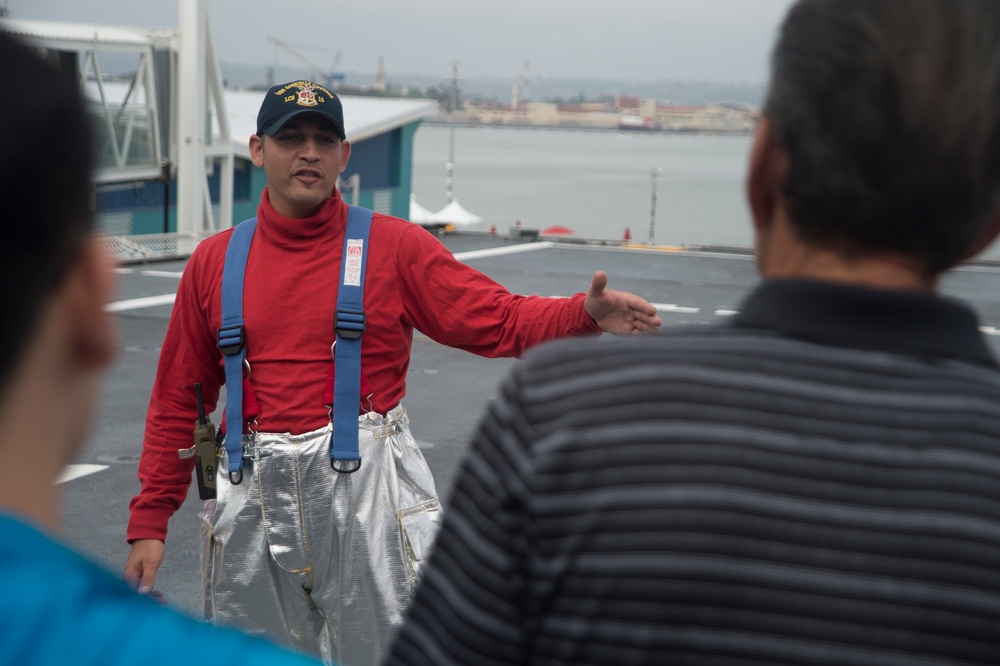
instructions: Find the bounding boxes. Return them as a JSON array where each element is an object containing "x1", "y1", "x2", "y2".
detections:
[{"x1": 124, "y1": 79, "x2": 661, "y2": 665}]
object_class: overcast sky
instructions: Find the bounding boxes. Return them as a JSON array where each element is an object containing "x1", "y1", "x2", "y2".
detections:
[{"x1": 9, "y1": 0, "x2": 798, "y2": 82}]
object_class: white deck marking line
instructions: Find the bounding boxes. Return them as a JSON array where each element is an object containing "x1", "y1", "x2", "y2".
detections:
[
  {"x1": 958, "y1": 264, "x2": 1000, "y2": 274},
  {"x1": 56, "y1": 464, "x2": 109, "y2": 485},
  {"x1": 980, "y1": 326, "x2": 1000, "y2": 336},
  {"x1": 141, "y1": 270, "x2": 184, "y2": 279},
  {"x1": 113, "y1": 267, "x2": 133, "y2": 274},
  {"x1": 651, "y1": 303, "x2": 701, "y2": 314},
  {"x1": 453, "y1": 242, "x2": 555, "y2": 262},
  {"x1": 105, "y1": 293, "x2": 176, "y2": 312},
  {"x1": 715, "y1": 309, "x2": 739, "y2": 316}
]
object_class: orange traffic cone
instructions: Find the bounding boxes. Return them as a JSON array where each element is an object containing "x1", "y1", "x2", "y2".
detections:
[{"x1": 623, "y1": 226, "x2": 632, "y2": 242}]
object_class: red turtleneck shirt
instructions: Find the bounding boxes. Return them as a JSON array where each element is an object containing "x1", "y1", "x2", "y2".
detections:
[{"x1": 127, "y1": 189, "x2": 600, "y2": 542}]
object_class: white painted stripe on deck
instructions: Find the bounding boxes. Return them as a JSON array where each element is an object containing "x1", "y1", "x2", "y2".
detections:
[
  {"x1": 715, "y1": 309, "x2": 739, "y2": 316},
  {"x1": 980, "y1": 326, "x2": 1000, "y2": 336},
  {"x1": 56, "y1": 464, "x2": 109, "y2": 485},
  {"x1": 652, "y1": 303, "x2": 701, "y2": 314},
  {"x1": 453, "y1": 242, "x2": 555, "y2": 262},
  {"x1": 141, "y1": 270, "x2": 184, "y2": 279},
  {"x1": 958, "y1": 264, "x2": 1000, "y2": 274},
  {"x1": 113, "y1": 268, "x2": 183, "y2": 279},
  {"x1": 105, "y1": 293, "x2": 176, "y2": 312}
]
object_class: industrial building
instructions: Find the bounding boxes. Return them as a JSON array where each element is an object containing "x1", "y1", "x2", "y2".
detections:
[{"x1": 0, "y1": 7, "x2": 437, "y2": 261}]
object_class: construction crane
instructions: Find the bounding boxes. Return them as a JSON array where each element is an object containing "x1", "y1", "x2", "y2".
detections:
[{"x1": 267, "y1": 36, "x2": 345, "y2": 88}]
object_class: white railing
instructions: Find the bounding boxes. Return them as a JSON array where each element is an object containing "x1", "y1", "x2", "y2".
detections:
[{"x1": 99, "y1": 232, "x2": 217, "y2": 264}]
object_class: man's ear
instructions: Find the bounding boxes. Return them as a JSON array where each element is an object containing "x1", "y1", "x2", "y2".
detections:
[
  {"x1": 249, "y1": 134, "x2": 265, "y2": 168},
  {"x1": 63, "y1": 237, "x2": 117, "y2": 370},
  {"x1": 340, "y1": 139, "x2": 351, "y2": 173},
  {"x1": 746, "y1": 117, "x2": 787, "y2": 233}
]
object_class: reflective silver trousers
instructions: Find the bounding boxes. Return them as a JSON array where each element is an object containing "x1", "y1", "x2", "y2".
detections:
[{"x1": 201, "y1": 406, "x2": 441, "y2": 666}]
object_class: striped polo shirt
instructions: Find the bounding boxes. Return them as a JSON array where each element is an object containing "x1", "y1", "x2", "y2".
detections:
[{"x1": 389, "y1": 279, "x2": 1000, "y2": 665}]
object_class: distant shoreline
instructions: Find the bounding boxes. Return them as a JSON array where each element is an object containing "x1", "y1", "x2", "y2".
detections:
[{"x1": 420, "y1": 118, "x2": 754, "y2": 136}]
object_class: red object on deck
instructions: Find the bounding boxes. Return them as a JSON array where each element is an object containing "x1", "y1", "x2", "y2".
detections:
[
  {"x1": 623, "y1": 226, "x2": 632, "y2": 241},
  {"x1": 489, "y1": 224, "x2": 497, "y2": 236},
  {"x1": 541, "y1": 225, "x2": 575, "y2": 236}
]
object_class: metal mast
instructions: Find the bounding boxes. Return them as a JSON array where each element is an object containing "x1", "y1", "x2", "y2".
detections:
[{"x1": 445, "y1": 60, "x2": 461, "y2": 204}]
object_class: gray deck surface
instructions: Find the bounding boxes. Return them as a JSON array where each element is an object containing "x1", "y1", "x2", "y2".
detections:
[{"x1": 60, "y1": 233, "x2": 1000, "y2": 617}]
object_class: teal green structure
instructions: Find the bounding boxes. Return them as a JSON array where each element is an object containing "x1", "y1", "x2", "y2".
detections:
[{"x1": 95, "y1": 120, "x2": 424, "y2": 234}]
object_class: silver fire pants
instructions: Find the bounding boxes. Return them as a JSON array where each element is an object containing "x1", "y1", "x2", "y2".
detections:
[{"x1": 201, "y1": 406, "x2": 441, "y2": 666}]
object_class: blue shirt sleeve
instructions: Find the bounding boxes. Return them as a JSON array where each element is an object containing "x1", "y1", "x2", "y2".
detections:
[{"x1": 0, "y1": 514, "x2": 322, "y2": 666}]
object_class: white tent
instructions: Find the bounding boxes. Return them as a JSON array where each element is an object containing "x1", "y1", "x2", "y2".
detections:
[
  {"x1": 426, "y1": 199, "x2": 484, "y2": 227},
  {"x1": 408, "y1": 194, "x2": 436, "y2": 224}
]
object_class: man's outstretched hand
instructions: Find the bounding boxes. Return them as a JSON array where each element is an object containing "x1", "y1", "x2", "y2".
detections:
[{"x1": 584, "y1": 271, "x2": 662, "y2": 335}]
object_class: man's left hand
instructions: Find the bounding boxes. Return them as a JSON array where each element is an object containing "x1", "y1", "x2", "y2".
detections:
[{"x1": 584, "y1": 271, "x2": 662, "y2": 335}]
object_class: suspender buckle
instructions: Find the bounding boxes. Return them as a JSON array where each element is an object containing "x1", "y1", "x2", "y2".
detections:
[
  {"x1": 335, "y1": 308, "x2": 366, "y2": 340},
  {"x1": 218, "y1": 324, "x2": 246, "y2": 356},
  {"x1": 332, "y1": 457, "x2": 362, "y2": 474}
]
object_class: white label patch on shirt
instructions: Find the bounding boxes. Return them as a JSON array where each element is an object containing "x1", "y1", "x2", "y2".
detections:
[{"x1": 344, "y1": 239, "x2": 364, "y2": 286}]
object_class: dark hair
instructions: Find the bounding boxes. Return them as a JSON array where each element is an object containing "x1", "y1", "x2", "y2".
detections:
[
  {"x1": 0, "y1": 33, "x2": 95, "y2": 394},
  {"x1": 764, "y1": 0, "x2": 1000, "y2": 273}
]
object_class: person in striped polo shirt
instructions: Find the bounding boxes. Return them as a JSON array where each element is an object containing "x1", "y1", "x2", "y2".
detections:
[{"x1": 387, "y1": 1, "x2": 1000, "y2": 663}]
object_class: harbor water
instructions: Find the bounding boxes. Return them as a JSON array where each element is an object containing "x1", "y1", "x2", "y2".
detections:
[
  {"x1": 411, "y1": 125, "x2": 755, "y2": 248},
  {"x1": 411, "y1": 124, "x2": 1000, "y2": 260}
]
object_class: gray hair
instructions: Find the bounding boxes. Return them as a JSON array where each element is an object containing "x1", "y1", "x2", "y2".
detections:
[{"x1": 764, "y1": 0, "x2": 1000, "y2": 273}]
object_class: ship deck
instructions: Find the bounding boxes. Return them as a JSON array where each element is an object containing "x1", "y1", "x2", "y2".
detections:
[{"x1": 62, "y1": 232, "x2": 1000, "y2": 617}]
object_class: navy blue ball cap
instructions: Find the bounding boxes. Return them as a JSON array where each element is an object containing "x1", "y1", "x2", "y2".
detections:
[{"x1": 256, "y1": 80, "x2": 345, "y2": 138}]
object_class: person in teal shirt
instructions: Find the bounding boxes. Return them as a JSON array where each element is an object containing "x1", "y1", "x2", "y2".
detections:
[
  {"x1": 0, "y1": 30, "x2": 320, "y2": 666},
  {"x1": 0, "y1": 515, "x2": 322, "y2": 665}
]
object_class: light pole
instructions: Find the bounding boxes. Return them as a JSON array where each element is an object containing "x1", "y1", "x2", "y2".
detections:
[
  {"x1": 444, "y1": 162, "x2": 454, "y2": 205},
  {"x1": 446, "y1": 60, "x2": 460, "y2": 204},
  {"x1": 648, "y1": 166, "x2": 662, "y2": 246}
]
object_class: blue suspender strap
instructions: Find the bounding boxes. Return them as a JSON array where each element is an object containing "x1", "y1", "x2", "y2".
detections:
[
  {"x1": 331, "y1": 205, "x2": 373, "y2": 473},
  {"x1": 218, "y1": 218, "x2": 257, "y2": 481}
]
